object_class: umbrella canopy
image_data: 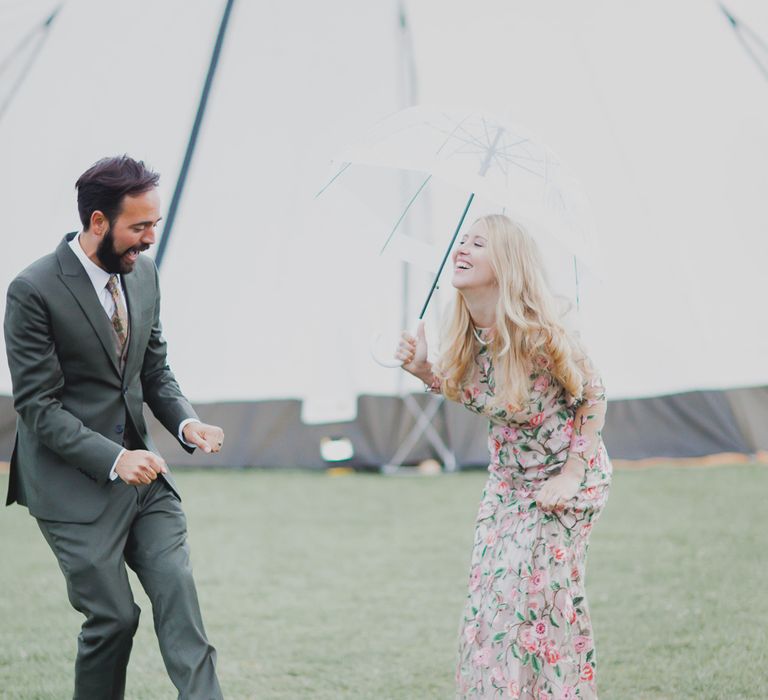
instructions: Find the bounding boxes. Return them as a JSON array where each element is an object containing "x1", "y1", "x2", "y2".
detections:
[
  {"x1": 320, "y1": 106, "x2": 598, "y2": 372},
  {"x1": 331, "y1": 106, "x2": 599, "y2": 267}
]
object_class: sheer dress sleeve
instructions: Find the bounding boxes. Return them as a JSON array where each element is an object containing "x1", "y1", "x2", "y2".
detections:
[{"x1": 568, "y1": 348, "x2": 607, "y2": 468}]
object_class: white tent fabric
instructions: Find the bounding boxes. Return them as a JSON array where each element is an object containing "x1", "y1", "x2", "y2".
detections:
[
  {"x1": 405, "y1": 0, "x2": 768, "y2": 400},
  {"x1": 0, "y1": 0, "x2": 410, "y2": 421},
  {"x1": 0, "y1": 0, "x2": 766, "y2": 426}
]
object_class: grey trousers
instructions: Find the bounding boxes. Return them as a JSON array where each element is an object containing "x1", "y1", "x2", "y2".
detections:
[{"x1": 37, "y1": 478, "x2": 223, "y2": 700}]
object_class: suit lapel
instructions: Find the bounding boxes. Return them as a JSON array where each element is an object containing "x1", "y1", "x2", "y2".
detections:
[{"x1": 56, "y1": 235, "x2": 121, "y2": 378}]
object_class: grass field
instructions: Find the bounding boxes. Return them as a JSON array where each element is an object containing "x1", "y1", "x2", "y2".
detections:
[{"x1": 0, "y1": 465, "x2": 766, "y2": 700}]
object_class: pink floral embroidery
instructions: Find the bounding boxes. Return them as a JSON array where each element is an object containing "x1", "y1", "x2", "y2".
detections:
[
  {"x1": 527, "y1": 569, "x2": 546, "y2": 593},
  {"x1": 544, "y1": 642, "x2": 560, "y2": 665},
  {"x1": 520, "y1": 626, "x2": 540, "y2": 654},
  {"x1": 501, "y1": 426, "x2": 519, "y2": 442},
  {"x1": 570, "y1": 435, "x2": 590, "y2": 452},
  {"x1": 455, "y1": 341, "x2": 611, "y2": 699},
  {"x1": 469, "y1": 566, "x2": 482, "y2": 592},
  {"x1": 472, "y1": 647, "x2": 493, "y2": 667},
  {"x1": 494, "y1": 480, "x2": 511, "y2": 496},
  {"x1": 464, "y1": 386, "x2": 481, "y2": 401},
  {"x1": 573, "y1": 635, "x2": 592, "y2": 654}
]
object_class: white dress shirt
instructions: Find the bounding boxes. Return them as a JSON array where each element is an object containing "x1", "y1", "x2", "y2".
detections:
[
  {"x1": 68, "y1": 232, "x2": 121, "y2": 317},
  {"x1": 68, "y1": 233, "x2": 197, "y2": 481}
]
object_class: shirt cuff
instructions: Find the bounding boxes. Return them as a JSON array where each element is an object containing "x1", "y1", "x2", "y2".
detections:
[
  {"x1": 109, "y1": 448, "x2": 126, "y2": 481},
  {"x1": 178, "y1": 418, "x2": 199, "y2": 448}
]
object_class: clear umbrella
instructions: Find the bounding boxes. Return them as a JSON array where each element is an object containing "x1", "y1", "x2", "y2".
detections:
[{"x1": 319, "y1": 105, "x2": 598, "y2": 365}]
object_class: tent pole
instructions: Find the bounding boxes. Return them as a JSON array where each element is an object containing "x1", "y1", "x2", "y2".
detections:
[
  {"x1": 719, "y1": 3, "x2": 768, "y2": 81},
  {"x1": 384, "y1": 2, "x2": 457, "y2": 475},
  {"x1": 155, "y1": 0, "x2": 237, "y2": 269},
  {"x1": 0, "y1": 5, "x2": 63, "y2": 123},
  {"x1": 396, "y1": 0, "x2": 419, "y2": 355}
]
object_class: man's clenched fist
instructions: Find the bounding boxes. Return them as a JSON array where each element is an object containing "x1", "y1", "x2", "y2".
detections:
[{"x1": 115, "y1": 450, "x2": 168, "y2": 485}]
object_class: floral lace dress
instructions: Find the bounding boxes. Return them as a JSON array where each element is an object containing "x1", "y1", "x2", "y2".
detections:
[{"x1": 442, "y1": 331, "x2": 612, "y2": 699}]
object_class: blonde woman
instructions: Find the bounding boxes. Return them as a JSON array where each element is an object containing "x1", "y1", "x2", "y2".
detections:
[{"x1": 397, "y1": 214, "x2": 612, "y2": 699}]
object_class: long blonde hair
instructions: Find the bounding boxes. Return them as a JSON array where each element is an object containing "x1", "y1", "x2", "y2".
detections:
[{"x1": 438, "y1": 214, "x2": 584, "y2": 411}]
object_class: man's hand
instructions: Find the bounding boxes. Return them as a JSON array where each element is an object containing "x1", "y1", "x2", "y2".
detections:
[
  {"x1": 115, "y1": 449, "x2": 167, "y2": 485},
  {"x1": 183, "y1": 421, "x2": 224, "y2": 454}
]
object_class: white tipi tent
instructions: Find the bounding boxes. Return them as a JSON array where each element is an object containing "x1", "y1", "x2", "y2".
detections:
[{"x1": 0, "y1": 0, "x2": 766, "y2": 466}]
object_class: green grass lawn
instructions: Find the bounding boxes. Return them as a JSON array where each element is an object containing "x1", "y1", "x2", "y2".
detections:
[{"x1": 0, "y1": 465, "x2": 765, "y2": 699}]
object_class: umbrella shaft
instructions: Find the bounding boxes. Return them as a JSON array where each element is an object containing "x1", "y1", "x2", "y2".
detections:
[
  {"x1": 478, "y1": 127, "x2": 504, "y2": 177},
  {"x1": 418, "y1": 192, "x2": 475, "y2": 320}
]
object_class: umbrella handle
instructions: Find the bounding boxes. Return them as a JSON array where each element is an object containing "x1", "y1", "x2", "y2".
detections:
[{"x1": 369, "y1": 330, "x2": 406, "y2": 369}]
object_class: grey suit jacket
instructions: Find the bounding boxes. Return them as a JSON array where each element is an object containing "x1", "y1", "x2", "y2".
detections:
[{"x1": 4, "y1": 233, "x2": 198, "y2": 523}]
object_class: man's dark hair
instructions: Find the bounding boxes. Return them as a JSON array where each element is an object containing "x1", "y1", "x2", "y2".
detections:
[{"x1": 75, "y1": 155, "x2": 160, "y2": 229}]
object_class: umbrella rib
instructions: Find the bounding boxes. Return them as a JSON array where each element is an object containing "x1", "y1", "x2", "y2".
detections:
[
  {"x1": 0, "y1": 4, "x2": 61, "y2": 77},
  {"x1": 735, "y1": 23, "x2": 768, "y2": 79},
  {"x1": 742, "y1": 22, "x2": 768, "y2": 52},
  {"x1": 495, "y1": 145, "x2": 541, "y2": 159},
  {"x1": 477, "y1": 126, "x2": 505, "y2": 176},
  {"x1": 431, "y1": 121, "x2": 502, "y2": 166},
  {"x1": 719, "y1": 3, "x2": 768, "y2": 80},
  {"x1": 434, "y1": 114, "x2": 484, "y2": 156},
  {"x1": 451, "y1": 123, "x2": 492, "y2": 150},
  {"x1": 488, "y1": 135, "x2": 551, "y2": 177},
  {"x1": 496, "y1": 154, "x2": 546, "y2": 166},
  {"x1": 721, "y1": 3, "x2": 768, "y2": 50},
  {"x1": 479, "y1": 117, "x2": 498, "y2": 154},
  {"x1": 470, "y1": 116, "x2": 492, "y2": 150},
  {"x1": 483, "y1": 148, "x2": 545, "y2": 179},
  {"x1": 379, "y1": 174, "x2": 433, "y2": 254},
  {"x1": 504, "y1": 158, "x2": 547, "y2": 179},
  {"x1": 432, "y1": 119, "x2": 551, "y2": 180},
  {"x1": 452, "y1": 143, "x2": 494, "y2": 157},
  {"x1": 573, "y1": 256, "x2": 581, "y2": 311},
  {"x1": 315, "y1": 162, "x2": 353, "y2": 197},
  {"x1": 495, "y1": 138, "x2": 539, "y2": 157}
]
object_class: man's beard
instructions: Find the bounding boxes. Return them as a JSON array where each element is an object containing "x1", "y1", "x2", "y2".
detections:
[{"x1": 96, "y1": 227, "x2": 146, "y2": 274}]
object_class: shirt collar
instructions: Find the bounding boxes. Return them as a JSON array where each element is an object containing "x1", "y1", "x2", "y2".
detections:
[{"x1": 68, "y1": 232, "x2": 117, "y2": 293}]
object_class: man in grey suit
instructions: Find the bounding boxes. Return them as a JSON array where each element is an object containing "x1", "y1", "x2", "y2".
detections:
[{"x1": 4, "y1": 156, "x2": 225, "y2": 699}]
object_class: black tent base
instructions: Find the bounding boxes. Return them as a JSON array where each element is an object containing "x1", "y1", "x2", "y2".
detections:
[{"x1": 0, "y1": 386, "x2": 765, "y2": 470}]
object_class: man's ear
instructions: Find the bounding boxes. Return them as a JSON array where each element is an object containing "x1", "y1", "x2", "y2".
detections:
[{"x1": 89, "y1": 210, "x2": 108, "y2": 237}]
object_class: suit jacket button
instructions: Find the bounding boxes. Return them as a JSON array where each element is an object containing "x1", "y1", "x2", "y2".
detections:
[
  {"x1": 122, "y1": 387, "x2": 128, "y2": 395},
  {"x1": 115, "y1": 424, "x2": 124, "y2": 435}
]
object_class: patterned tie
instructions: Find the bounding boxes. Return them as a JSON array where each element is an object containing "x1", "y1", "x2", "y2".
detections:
[{"x1": 106, "y1": 275, "x2": 130, "y2": 353}]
